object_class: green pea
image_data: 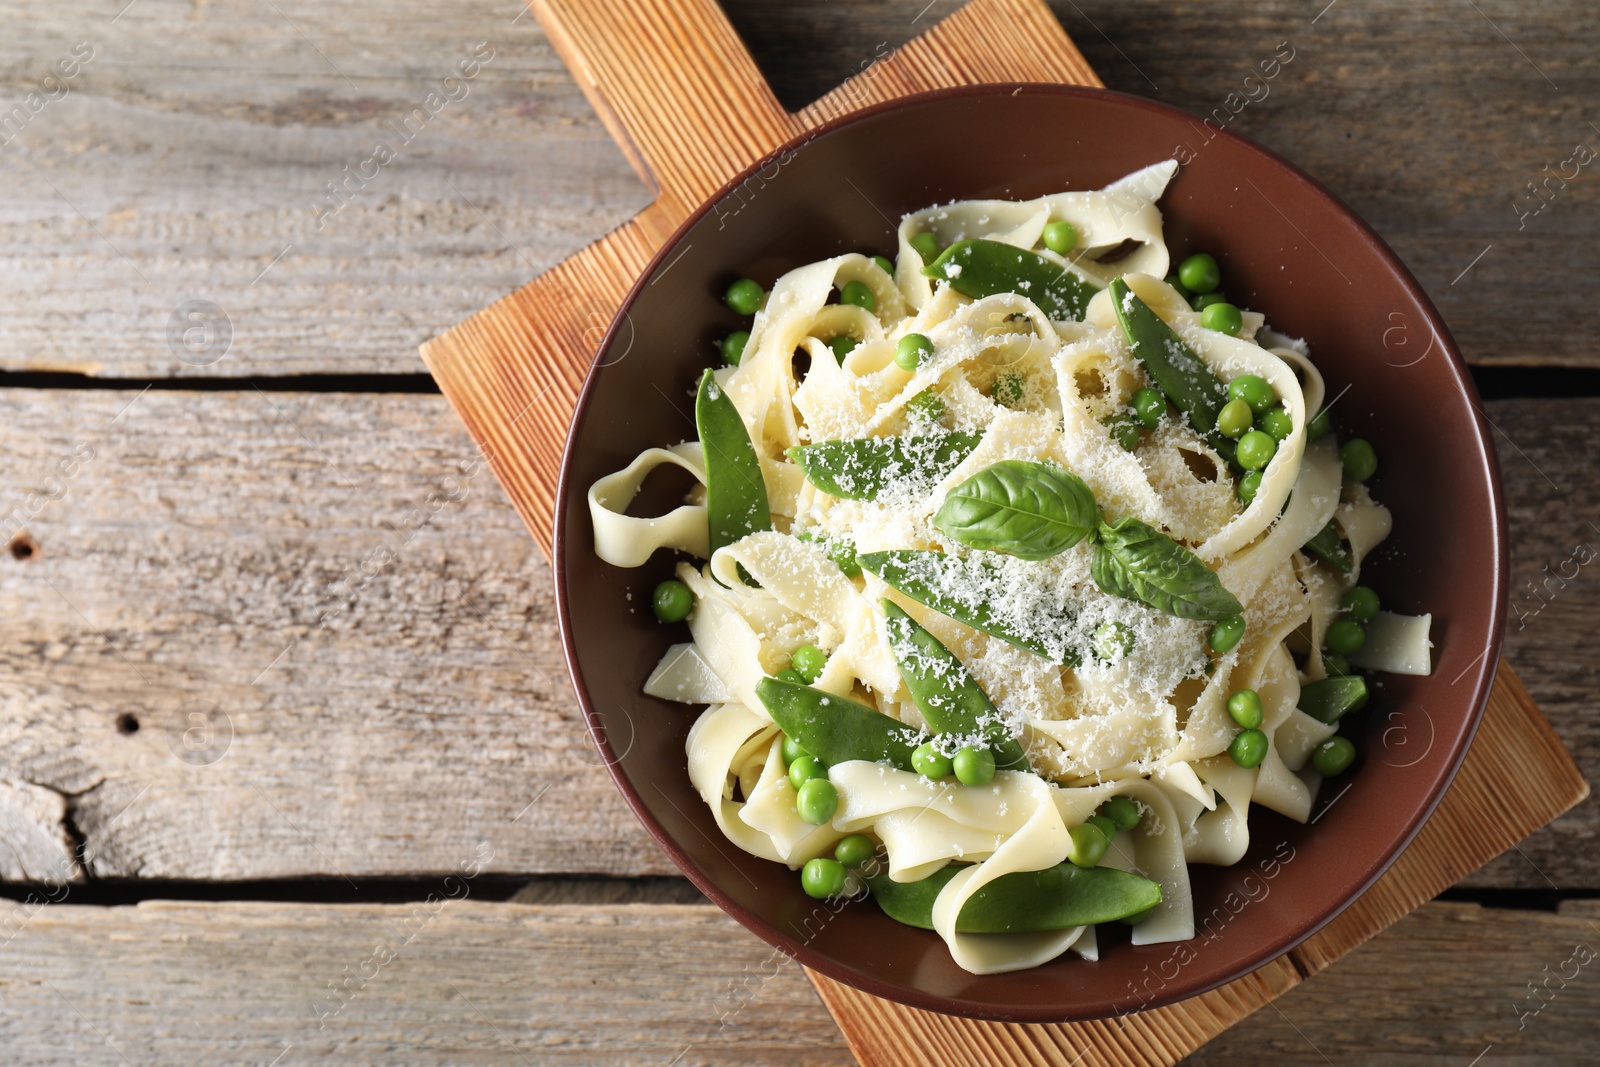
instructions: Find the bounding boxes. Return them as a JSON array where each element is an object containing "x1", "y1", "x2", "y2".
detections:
[
  {"x1": 1325, "y1": 619, "x2": 1367, "y2": 656},
  {"x1": 1236, "y1": 430, "x2": 1278, "y2": 470},
  {"x1": 1209, "y1": 614, "x2": 1247, "y2": 654},
  {"x1": 795, "y1": 778, "x2": 839, "y2": 825},
  {"x1": 1087, "y1": 814, "x2": 1117, "y2": 841},
  {"x1": 1312, "y1": 736, "x2": 1356, "y2": 777},
  {"x1": 650, "y1": 579, "x2": 693, "y2": 622},
  {"x1": 1201, "y1": 301, "x2": 1243, "y2": 336},
  {"x1": 1341, "y1": 585, "x2": 1380, "y2": 622},
  {"x1": 1229, "y1": 729, "x2": 1268, "y2": 768},
  {"x1": 1067, "y1": 822, "x2": 1110, "y2": 868},
  {"x1": 791, "y1": 644, "x2": 827, "y2": 683},
  {"x1": 801, "y1": 856, "x2": 846, "y2": 898},
  {"x1": 1131, "y1": 386, "x2": 1166, "y2": 429},
  {"x1": 1323, "y1": 652, "x2": 1351, "y2": 677},
  {"x1": 911, "y1": 742, "x2": 953, "y2": 780},
  {"x1": 1164, "y1": 274, "x2": 1194, "y2": 302},
  {"x1": 1177, "y1": 253, "x2": 1222, "y2": 294},
  {"x1": 1258, "y1": 408, "x2": 1293, "y2": 441},
  {"x1": 1341, "y1": 438, "x2": 1377, "y2": 482},
  {"x1": 953, "y1": 746, "x2": 996, "y2": 786},
  {"x1": 788, "y1": 755, "x2": 827, "y2": 791},
  {"x1": 839, "y1": 279, "x2": 875, "y2": 312},
  {"x1": 894, "y1": 332, "x2": 935, "y2": 371},
  {"x1": 1216, "y1": 398, "x2": 1254, "y2": 439},
  {"x1": 1100, "y1": 795, "x2": 1143, "y2": 832},
  {"x1": 1227, "y1": 375, "x2": 1275, "y2": 415},
  {"x1": 775, "y1": 669, "x2": 805, "y2": 685},
  {"x1": 1237, "y1": 470, "x2": 1263, "y2": 503},
  {"x1": 780, "y1": 735, "x2": 809, "y2": 765},
  {"x1": 910, "y1": 231, "x2": 942, "y2": 262},
  {"x1": 828, "y1": 335, "x2": 858, "y2": 363},
  {"x1": 1092, "y1": 620, "x2": 1135, "y2": 662},
  {"x1": 720, "y1": 330, "x2": 750, "y2": 365},
  {"x1": 1191, "y1": 291, "x2": 1229, "y2": 311},
  {"x1": 1307, "y1": 407, "x2": 1331, "y2": 441},
  {"x1": 872, "y1": 254, "x2": 894, "y2": 275},
  {"x1": 724, "y1": 277, "x2": 764, "y2": 315},
  {"x1": 907, "y1": 390, "x2": 945, "y2": 423},
  {"x1": 991, "y1": 371, "x2": 1025, "y2": 408},
  {"x1": 834, "y1": 834, "x2": 875, "y2": 868},
  {"x1": 1041, "y1": 219, "x2": 1078, "y2": 255},
  {"x1": 1227, "y1": 688, "x2": 1264, "y2": 730}
]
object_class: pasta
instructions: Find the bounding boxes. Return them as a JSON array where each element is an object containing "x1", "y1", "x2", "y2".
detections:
[{"x1": 590, "y1": 162, "x2": 1434, "y2": 975}]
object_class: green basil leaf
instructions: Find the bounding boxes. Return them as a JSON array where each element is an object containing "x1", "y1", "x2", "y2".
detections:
[
  {"x1": 1090, "y1": 516, "x2": 1243, "y2": 621},
  {"x1": 859, "y1": 549, "x2": 1084, "y2": 666},
  {"x1": 696, "y1": 369, "x2": 771, "y2": 554},
  {"x1": 788, "y1": 432, "x2": 982, "y2": 502},
  {"x1": 881, "y1": 600, "x2": 1030, "y2": 771},
  {"x1": 933, "y1": 460, "x2": 1098, "y2": 561},
  {"x1": 922, "y1": 239, "x2": 1099, "y2": 321}
]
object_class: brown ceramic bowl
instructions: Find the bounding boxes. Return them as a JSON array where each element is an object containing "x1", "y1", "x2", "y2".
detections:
[{"x1": 554, "y1": 85, "x2": 1505, "y2": 1022}]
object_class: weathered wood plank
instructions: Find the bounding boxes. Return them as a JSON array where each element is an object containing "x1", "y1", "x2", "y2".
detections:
[
  {"x1": 0, "y1": 0, "x2": 650, "y2": 378},
  {"x1": 0, "y1": 899, "x2": 854, "y2": 1065},
  {"x1": 0, "y1": 391, "x2": 1592, "y2": 885},
  {"x1": 0, "y1": 899, "x2": 1590, "y2": 1066},
  {"x1": 1473, "y1": 396, "x2": 1600, "y2": 889},
  {"x1": 0, "y1": 387, "x2": 677, "y2": 880},
  {"x1": 0, "y1": 1, "x2": 1595, "y2": 378},
  {"x1": 1181, "y1": 901, "x2": 1600, "y2": 1066}
]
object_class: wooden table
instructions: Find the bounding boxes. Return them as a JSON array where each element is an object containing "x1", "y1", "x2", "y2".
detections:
[{"x1": 1, "y1": 1, "x2": 1596, "y2": 1062}]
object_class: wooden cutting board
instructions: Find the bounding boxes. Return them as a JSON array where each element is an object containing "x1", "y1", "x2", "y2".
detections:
[{"x1": 419, "y1": 1, "x2": 1589, "y2": 1062}]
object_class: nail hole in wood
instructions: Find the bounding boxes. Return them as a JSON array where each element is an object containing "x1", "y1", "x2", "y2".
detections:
[
  {"x1": 116, "y1": 713, "x2": 140, "y2": 735},
  {"x1": 9, "y1": 534, "x2": 37, "y2": 560}
]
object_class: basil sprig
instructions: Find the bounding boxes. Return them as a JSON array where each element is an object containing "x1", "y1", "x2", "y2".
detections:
[
  {"x1": 933, "y1": 459, "x2": 1097, "y2": 561},
  {"x1": 1090, "y1": 516, "x2": 1243, "y2": 621}
]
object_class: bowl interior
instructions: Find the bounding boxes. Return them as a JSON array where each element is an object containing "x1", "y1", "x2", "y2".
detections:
[{"x1": 555, "y1": 85, "x2": 1504, "y2": 1022}]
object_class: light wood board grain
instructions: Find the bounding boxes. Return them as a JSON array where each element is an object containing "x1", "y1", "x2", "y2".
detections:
[
  {"x1": 0, "y1": 1, "x2": 1594, "y2": 378},
  {"x1": 0, "y1": 391, "x2": 1592, "y2": 886},
  {"x1": 0, "y1": 899, "x2": 1592, "y2": 1067}
]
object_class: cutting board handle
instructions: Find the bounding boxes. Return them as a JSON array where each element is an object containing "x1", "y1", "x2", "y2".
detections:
[{"x1": 531, "y1": 0, "x2": 801, "y2": 220}]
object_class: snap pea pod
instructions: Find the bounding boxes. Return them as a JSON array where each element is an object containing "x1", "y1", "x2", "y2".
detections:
[
  {"x1": 788, "y1": 432, "x2": 982, "y2": 502},
  {"x1": 859, "y1": 550, "x2": 1085, "y2": 666},
  {"x1": 922, "y1": 239, "x2": 1099, "y2": 321},
  {"x1": 696, "y1": 369, "x2": 772, "y2": 554},
  {"x1": 1297, "y1": 676, "x2": 1369, "y2": 723},
  {"x1": 1107, "y1": 279, "x2": 1236, "y2": 466},
  {"x1": 754, "y1": 677, "x2": 919, "y2": 771},
  {"x1": 880, "y1": 600, "x2": 1030, "y2": 772},
  {"x1": 1302, "y1": 521, "x2": 1353, "y2": 574},
  {"x1": 866, "y1": 862, "x2": 1162, "y2": 932}
]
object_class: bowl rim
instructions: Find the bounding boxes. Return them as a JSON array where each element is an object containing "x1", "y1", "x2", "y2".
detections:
[{"x1": 553, "y1": 81, "x2": 1508, "y2": 1022}]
